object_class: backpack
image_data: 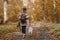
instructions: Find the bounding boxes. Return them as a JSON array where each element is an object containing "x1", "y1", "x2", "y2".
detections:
[{"x1": 20, "y1": 14, "x2": 26, "y2": 24}]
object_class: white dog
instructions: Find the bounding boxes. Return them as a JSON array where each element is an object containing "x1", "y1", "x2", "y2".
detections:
[{"x1": 28, "y1": 26, "x2": 33, "y2": 36}]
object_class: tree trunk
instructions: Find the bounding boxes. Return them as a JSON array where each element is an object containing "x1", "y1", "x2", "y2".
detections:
[{"x1": 4, "y1": 1, "x2": 8, "y2": 23}]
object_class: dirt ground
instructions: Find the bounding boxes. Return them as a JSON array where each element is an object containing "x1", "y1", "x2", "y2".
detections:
[{"x1": 0, "y1": 22, "x2": 60, "y2": 40}]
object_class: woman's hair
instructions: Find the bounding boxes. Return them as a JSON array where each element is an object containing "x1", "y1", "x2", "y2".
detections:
[{"x1": 23, "y1": 7, "x2": 27, "y2": 12}]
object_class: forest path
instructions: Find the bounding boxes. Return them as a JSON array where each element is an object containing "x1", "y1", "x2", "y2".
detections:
[{"x1": 3, "y1": 22, "x2": 59, "y2": 40}]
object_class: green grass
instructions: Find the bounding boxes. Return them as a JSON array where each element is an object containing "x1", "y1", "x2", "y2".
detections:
[
  {"x1": 45, "y1": 23, "x2": 60, "y2": 38},
  {"x1": 0, "y1": 24, "x2": 19, "y2": 38}
]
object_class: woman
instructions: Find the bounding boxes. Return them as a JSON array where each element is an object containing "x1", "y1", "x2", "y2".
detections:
[{"x1": 18, "y1": 7, "x2": 29, "y2": 38}]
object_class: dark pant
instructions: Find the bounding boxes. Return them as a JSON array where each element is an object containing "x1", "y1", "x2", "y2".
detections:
[{"x1": 22, "y1": 26, "x2": 26, "y2": 34}]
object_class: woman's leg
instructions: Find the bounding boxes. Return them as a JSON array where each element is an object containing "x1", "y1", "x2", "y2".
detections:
[
  {"x1": 22, "y1": 26, "x2": 26, "y2": 38},
  {"x1": 22, "y1": 26, "x2": 26, "y2": 34}
]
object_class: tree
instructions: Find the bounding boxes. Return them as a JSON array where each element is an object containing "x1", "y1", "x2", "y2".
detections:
[
  {"x1": 42, "y1": 0, "x2": 46, "y2": 21},
  {"x1": 4, "y1": 0, "x2": 8, "y2": 23}
]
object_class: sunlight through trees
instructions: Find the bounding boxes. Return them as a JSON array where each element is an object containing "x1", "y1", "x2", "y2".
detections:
[{"x1": 0, "y1": 0, "x2": 60, "y2": 23}]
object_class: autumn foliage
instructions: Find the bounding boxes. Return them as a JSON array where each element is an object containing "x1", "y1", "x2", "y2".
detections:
[{"x1": 0, "y1": 0, "x2": 60, "y2": 23}]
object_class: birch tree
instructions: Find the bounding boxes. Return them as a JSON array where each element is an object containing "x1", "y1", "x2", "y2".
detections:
[
  {"x1": 53, "y1": 0, "x2": 56, "y2": 23},
  {"x1": 42, "y1": 0, "x2": 46, "y2": 21},
  {"x1": 23, "y1": 0, "x2": 28, "y2": 6},
  {"x1": 4, "y1": 0, "x2": 8, "y2": 23}
]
